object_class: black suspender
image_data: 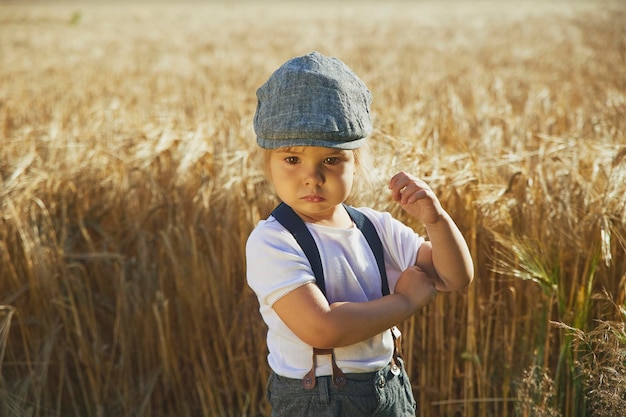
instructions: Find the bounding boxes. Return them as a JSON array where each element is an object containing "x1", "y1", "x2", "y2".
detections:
[
  {"x1": 271, "y1": 202, "x2": 327, "y2": 294},
  {"x1": 270, "y1": 202, "x2": 389, "y2": 298},
  {"x1": 344, "y1": 205, "x2": 390, "y2": 297}
]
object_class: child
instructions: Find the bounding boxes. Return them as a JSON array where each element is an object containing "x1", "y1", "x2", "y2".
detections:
[{"x1": 246, "y1": 51, "x2": 474, "y2": 417}]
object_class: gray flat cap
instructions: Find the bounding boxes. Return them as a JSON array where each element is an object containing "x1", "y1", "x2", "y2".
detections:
[{"x1": 254, "y1": 51, "x2": 372, "y2": 150}]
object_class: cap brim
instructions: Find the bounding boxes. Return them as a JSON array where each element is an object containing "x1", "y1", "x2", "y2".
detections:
[{"x1": 257, "y1": 136, "x2": 367, "y2": 150}]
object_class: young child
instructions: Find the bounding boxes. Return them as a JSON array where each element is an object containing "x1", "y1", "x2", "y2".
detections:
[{"x1": 246, "y1": 51, "x2": 474, "y2": 416}]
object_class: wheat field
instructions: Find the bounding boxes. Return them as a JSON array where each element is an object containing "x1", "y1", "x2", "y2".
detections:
[{"x1": 1, "y1": 1, "x2": 625, "y2": 416}]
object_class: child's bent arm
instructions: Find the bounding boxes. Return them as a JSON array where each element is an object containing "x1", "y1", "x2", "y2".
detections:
[
  {"x1": 389, "y1": 171, "x2": 474, "y2": 292},
  {"x1": 272, "y1": 274, "x2": 433, "y2": 349},
  {"x1": 416, "y1": 212, "x2": 474, "y2": 292}
]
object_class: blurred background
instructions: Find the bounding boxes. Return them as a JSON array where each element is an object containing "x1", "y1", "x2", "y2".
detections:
[{"x1": 1, "y1": 1, "x2": 625, "y2": 416}]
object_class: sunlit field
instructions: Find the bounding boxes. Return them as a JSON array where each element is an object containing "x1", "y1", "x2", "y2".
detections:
[{"x1": 1, "y1": 1, "x2": 625, "y2": 416}]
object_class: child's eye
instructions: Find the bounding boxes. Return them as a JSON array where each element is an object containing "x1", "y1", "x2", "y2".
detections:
[
  {"x1": 324, "y1": 157, "x2": 341, "y2": 165},
  {"x1": 284, "y1": 156, "x2": 299, "y2": 164}
]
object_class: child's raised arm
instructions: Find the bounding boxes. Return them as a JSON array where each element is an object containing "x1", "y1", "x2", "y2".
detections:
[{"x1": 389, "y1": 171, "x2": 474, "y2": 292}]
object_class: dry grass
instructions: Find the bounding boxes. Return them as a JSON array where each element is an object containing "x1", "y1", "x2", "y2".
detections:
[{"x1": 1, "y1": 1, "x2": 625, "y2": 416}]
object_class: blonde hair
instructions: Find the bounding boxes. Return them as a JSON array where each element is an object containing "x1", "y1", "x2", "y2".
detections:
[{"x1": 349, "y1": 142, "x2": 374, "y2": 204}]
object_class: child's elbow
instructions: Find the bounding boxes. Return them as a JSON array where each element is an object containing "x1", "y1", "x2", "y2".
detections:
[
  {"x1": 454, "y1": 260, "x2": 475, "y2": 290},
  {"x1": 464, "y1": 263, "x2": 475, "y2": 287},
  {"x1": 437, "y1": 267, "x2": 474, "y2": 292}
]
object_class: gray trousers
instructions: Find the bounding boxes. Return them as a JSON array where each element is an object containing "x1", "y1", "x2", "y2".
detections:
[{"x1": 267, "y1": 359, "x2": 417, "y2": 417}]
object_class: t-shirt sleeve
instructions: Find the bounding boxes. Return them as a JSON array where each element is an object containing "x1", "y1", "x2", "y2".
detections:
[{"x1": 246, "y1": 217, "x2": 316, "y2": 307}]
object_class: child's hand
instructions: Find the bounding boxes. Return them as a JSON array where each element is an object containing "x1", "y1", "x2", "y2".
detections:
[
  {"x1": 393, "y1": 265, "x2": 437, "y2": 312},
  {"x1": 389, "y1": 171, "x2": 444, "y2": 225}
]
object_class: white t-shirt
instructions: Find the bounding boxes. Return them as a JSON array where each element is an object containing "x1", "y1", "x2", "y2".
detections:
[{"x1": 246, "y1": 206, "x2": 425, "y2": 379}]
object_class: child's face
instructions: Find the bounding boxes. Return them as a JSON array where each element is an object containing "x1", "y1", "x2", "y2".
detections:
[{"x1": 269, "y1": 146, "x2": 356, "y2": 222}]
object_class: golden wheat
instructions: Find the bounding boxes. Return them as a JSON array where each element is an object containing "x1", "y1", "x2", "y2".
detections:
[{"x1": 1, "y1": 1, "x2": 624, "y2": 416}]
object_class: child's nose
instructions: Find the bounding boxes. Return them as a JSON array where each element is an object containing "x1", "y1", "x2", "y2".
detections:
[{"x1": 303, "y1": 164, "x2": 324, "y2": 185}]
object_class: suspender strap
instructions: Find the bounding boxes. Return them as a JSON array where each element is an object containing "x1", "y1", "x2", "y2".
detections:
[
  {"x1": 343, "y1": 204, "x2": 390, "y2": 296},
  {"x1": 271, "y1": 202, "x2": 327, "y2": 295},
  {"x1": 271, "y1": 202, "x2": 389, "y2": 297}
]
